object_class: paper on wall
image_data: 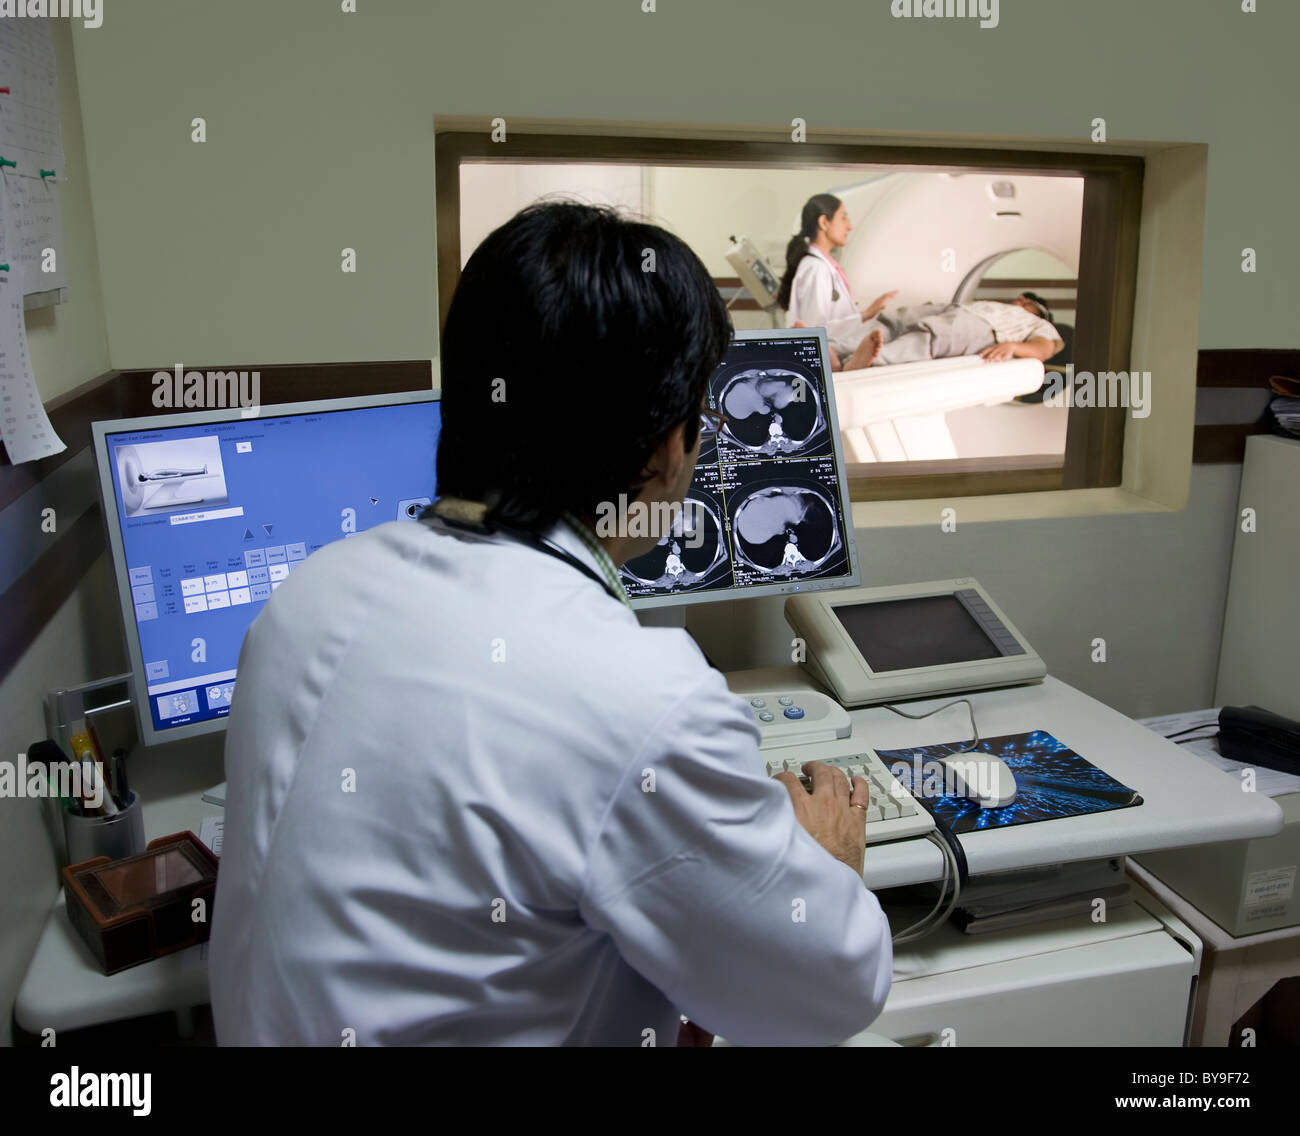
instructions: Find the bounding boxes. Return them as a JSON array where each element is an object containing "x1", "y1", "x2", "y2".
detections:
[
  {"x1": 0, "y1": 21, "x2": 65, "y2": 295},
  {"x1": 7, "y1": 170, "x2": 63, "y2": 292},
  {"x1": 0, "y1": 21, "x2": 64, "y2": 178},
  {"x1": 0, "y1": 170, "x2": 63, "y2": 463}
]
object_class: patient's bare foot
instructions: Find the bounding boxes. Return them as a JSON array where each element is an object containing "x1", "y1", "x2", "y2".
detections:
[
  {"x1": 847, "y1": 329, "x2": 883, "y2": 370},
  {"x1": 792, "y1": 320, "x2": 841, "y2": 370}
]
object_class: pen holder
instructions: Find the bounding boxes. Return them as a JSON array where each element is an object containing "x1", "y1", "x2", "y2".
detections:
[{"x1": 63, "y1": 792, "x2": 145, "y2": 866}]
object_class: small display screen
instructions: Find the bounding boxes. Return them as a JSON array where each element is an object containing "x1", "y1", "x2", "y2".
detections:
[{"x1": 834, "y1": 594, "x2": 1002, "y2": 673}]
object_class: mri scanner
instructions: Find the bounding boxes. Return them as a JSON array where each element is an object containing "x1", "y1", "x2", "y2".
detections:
[{"x1": 731, "y1": 171, "x2": 1083, "y2": 462}]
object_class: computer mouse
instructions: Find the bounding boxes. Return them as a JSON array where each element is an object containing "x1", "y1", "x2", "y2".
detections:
[{"x1": 939, "y1": 753, "x2": 1017, "y2": 808}]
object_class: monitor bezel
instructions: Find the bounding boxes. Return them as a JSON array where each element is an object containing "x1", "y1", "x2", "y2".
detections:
[
  {"x1": 786, "y1": 579, "x2": 1047, "y2": 706},
  {"x1": 627, "y1": 326, "x2": 861, "y2": 611},
  {"x1": 91, "y1": 387, "x2": 441, "y2": 747}
]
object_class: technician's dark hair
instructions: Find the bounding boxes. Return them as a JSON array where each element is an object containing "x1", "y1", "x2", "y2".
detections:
[
  {"x1": 436, "y1": 201, "x2": 732, "y2": 534},
  {"x1": 775, "y1": 193, "x2": 842, "y2": 311}
]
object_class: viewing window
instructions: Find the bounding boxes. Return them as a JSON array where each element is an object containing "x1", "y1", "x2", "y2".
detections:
[{"x1": 435, "y1": 130, "x2": 1142, "y2": 501}]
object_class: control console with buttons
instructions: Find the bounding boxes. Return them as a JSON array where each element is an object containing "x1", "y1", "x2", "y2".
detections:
[
  {"x1": 737, "y1": 689, "x2": 853, "y2": 749},
  {"x1": 729, "y1": 678, "x2": 936, "y2": 845}
]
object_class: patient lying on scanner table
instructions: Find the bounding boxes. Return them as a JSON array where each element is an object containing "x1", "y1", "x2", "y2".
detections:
[
  {"x1": 799, "y1": 292, "x2": 1064, "y2": 372},
  {"x1": 848, "y1": 293, "x2": 1064, "y2": 370}
]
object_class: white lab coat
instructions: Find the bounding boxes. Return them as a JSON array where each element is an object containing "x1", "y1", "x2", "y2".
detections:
[
  {"x1": 209, "y1": 517, "x2": 892, "y2": 1046},
  {"x1": 785, "y1": 246, "x2": 869, "y2": 359}
]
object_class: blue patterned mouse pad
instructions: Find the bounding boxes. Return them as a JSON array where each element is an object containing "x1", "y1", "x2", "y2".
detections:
[{"x1": 875, "y1": 729, "x2": 1143, "y2": 834}]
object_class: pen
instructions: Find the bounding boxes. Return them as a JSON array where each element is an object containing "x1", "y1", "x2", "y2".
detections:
[
  {"x1": 68, "y1": 721, "x2": 118, "y2": 816},
  {"x1": 111, "y1": 748, "x2": 131, "y2": 810},
  {"x1": 84, "y1": 759, "x2": 119, "y2": 817},
  {"x1": 67, "y1": 722, "x2": 100, "y2": 815}
]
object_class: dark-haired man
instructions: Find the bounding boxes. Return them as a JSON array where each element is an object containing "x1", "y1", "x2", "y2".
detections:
[{"x1": 211, "y1": 202, "x2": 893, "y2": 1047}]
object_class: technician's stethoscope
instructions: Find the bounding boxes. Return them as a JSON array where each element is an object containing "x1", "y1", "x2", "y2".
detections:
[{"x1": 420, "y1": 501, "x2": 622, "y2": 604}]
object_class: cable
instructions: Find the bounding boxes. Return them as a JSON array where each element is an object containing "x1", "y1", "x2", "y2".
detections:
[
  {"x1": 881, "y1": 696, "x2": 980, "y2": 754},
  {"x1": 888, "y1": 835, "x2": 952, "y2": 942},
  {"x1": 929, "y1": 811, "x2": 969, "y2": 893},
  {"x1": 878, "y1": 697, "x2": 978, "y2": 942},
  {"x1": 890, "y1": 831, "x2": 962, "y2": 943}
]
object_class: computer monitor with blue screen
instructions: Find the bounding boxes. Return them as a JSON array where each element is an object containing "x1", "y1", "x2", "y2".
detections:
[
  {"x1": 92, "y1": 390, "x2": 441, "y2": 745},
  {"x1": 624, "y1": 327, "x2": 860, "y2": 609}
]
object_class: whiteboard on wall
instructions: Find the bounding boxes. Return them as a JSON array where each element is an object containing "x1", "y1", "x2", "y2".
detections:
[{"x1": 0, "y1": 20, "x2": 67, "y2": 300}]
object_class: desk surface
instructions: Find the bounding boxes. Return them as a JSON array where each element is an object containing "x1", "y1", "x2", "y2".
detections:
[
  {"x1": 730, "y1": 668, "x2": 1285, "y2": 890},
  {"x1": 15, "y1": 733, "x2": 223, "y2": 1035},
  {"x1": 17, "y1": 671, "x2": 1283, "y2": 1033}
]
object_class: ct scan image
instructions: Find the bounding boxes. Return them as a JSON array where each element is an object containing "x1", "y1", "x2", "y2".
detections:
[
  {"x1": 620, "y1": 474, "x2": 732, "y2": 595},
  {"x1": 712, "y1": 364, "x2": 830, "y2": 461},
  {"x1": 724, "y1": 475, "x2": 846, "y2": 586}
]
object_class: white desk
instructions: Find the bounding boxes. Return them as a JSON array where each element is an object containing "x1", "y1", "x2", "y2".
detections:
[
  {"x1": 16, "y1": 672, "x2": 1284, "y2": 1037},
  {"x1": 728, "y1": 668, "x2": 1285, "y2": 890},
  {"x1": 15, "y1": 733, "x2": 223, "y2": 1036}
]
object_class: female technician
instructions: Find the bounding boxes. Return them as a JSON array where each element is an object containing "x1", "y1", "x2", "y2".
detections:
[{"x1": 777, "y1": 193, "x2": 897, "y2": 371}]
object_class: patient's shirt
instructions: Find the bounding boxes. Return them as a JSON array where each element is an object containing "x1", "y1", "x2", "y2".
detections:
[{"x1": 960, "y1": 301, "x2": 1060, "y2": 344}]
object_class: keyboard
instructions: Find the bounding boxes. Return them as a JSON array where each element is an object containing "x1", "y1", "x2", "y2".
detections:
[{"x1": 760, "y1": 749, "x2": 936, "y2": 846}]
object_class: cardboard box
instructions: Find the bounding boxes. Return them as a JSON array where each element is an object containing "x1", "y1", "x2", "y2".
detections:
[{"x1": 1135, "y1": 793, "x2": 1300, "y2": 937}]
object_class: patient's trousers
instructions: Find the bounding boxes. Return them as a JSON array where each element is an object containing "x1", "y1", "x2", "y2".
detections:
[{"x1": 866, "y1": 305, "x2": 996, "y2": 366}]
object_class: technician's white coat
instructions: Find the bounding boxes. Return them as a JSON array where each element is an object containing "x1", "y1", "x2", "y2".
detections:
[
  {"x1": 209, "y1": 518, "x2": 893, "y2": 1046},
  {"x1": 786, "y1": 246, "x2": 868, "y2": 359}
]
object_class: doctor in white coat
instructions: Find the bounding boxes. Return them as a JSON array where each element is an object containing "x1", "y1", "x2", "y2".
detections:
[
  {"x1": 778, "y1": 193, "x2": 896, "y2": 371},
  {"x1": 209, "y1": 201, "x2": 894, "y2": 1047}
]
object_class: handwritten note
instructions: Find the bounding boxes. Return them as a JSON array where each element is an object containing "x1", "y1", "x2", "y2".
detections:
[
  {"x1": 0, "y1": 172, "x2": 63, "y2": 463},
  {"x1": 0, "y1": 21, "x2": 63, "y2": 176},
  {"x1": 0, "y1": 21, "x2": 64, "y2": 295}
]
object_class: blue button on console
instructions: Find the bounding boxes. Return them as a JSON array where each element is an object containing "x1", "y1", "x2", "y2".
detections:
[{"x1": 783, "y1": 706, "x2": 805, "y2": 720}]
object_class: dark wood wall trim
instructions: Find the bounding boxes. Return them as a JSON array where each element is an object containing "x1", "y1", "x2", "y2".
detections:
[
  {"x1": 0, "y1": 369, "x2": 120, "y2": 513},
  {"x1": 2, "y1": 349, "x2": 1295, "y2": 681},
  {"x1": 110, "y1": 360, "x2": 433, "y2": 420},
  {"x1": 0, "y1": 502, "x2": 104, "y2": 682},
  {"x1": 1193, "y1": 348, "x2": 1298, "y2": 462},
  {"x1": 0, "y1": 360, "x2": 434, "y2": 685},
  {"x1": 1197, "y1": 349, "x2": 1299, "y2": 388}
]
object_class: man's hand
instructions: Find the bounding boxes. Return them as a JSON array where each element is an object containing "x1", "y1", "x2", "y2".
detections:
[
  {"x1": 860, "y1": 291, "x2": 898, "y2": 321},
  {"x1": 979, "y1": 341, "x2": 1018, "y2": 362},
  {"x1": 774, "y1": 761, "x2": 870, "y2": 876},
  {"x1": 980, "y1": 336, "x2": 1063, "y2": 363}
]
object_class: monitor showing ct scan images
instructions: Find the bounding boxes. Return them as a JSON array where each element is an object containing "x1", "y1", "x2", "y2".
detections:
[{"x1": 624, "y1": 328, "x2": 860, "y2": 609}]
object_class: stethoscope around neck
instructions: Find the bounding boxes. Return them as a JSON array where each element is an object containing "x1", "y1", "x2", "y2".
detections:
[{"x1": 419, "y1": 499, "x2": 621, "y2": 604}]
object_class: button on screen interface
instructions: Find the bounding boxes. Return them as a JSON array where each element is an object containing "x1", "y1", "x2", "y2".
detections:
[{"x1": 105, "y1": 401, "x2": 440, "y2": 735}]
